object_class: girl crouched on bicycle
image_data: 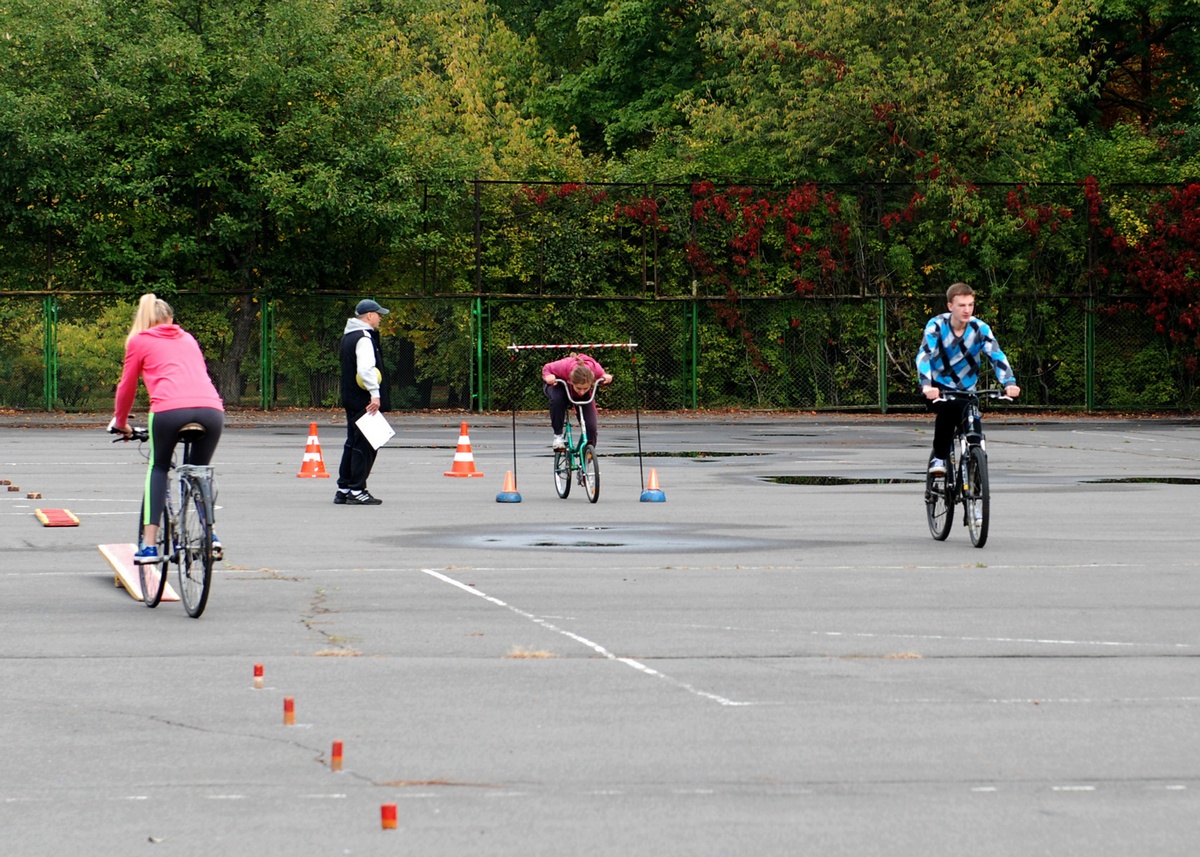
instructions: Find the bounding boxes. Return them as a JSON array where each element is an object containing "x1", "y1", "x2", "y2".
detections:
[
  {"x1": 111, "y1": 294, "x2": 225, "y2": 564},
  {"x1": 541, "y1": 353, "x2": 613, "y2": 449}
]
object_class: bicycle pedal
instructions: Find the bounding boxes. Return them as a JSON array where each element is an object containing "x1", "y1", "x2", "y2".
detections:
[{"x1": 211, "y1": 546, "x2": 224, "y2": 561}]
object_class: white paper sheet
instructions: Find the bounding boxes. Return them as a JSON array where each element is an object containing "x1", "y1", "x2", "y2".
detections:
[{"x1": 355, "y1": 410, "x2": 396, "y2": 449}]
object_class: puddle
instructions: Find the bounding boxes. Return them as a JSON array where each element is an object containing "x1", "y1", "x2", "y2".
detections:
[
  {"x1": 410, "y1": 523, "x2": 780, "y2": 553},
  {"x1": 765, "y1": 475, "x2": 921, "y2": 485}
]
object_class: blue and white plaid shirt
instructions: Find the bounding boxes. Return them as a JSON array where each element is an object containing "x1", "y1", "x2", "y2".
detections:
[{"x1": 915, "y1": 313, "x2": 1016, "y2": 391}]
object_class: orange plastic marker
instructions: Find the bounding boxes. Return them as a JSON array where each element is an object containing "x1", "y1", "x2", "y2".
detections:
[
  {"x1": 283, "y1": 696, "x2": 295, "y2": 726},
  {"x1": 331, "y1": 740, "x2": 344, "y2": 772},
  {"x1": 381, "y1": 804, "x2": 397, "y2": 830}
]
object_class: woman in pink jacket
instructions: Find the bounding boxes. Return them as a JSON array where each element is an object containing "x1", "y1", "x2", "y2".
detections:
[
  {"x1": 541, "y1": 353, "x2": 613, "y2": 449},
  {"x1": 111, "y1": 294, "x2": 224, "y2": 564}
]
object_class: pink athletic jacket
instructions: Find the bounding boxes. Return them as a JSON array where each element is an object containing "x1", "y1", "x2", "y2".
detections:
[
  {"x1": 113, "y1": 324, "x2": 224, "y2": 426},
  {"x1": 542, "y1": 354, "x2": 606, "y2": 383}
]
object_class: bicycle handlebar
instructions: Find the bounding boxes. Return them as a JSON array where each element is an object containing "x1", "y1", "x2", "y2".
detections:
[
  {"x1": 932, "y1": 389, "x2": 1013, "y2": 404},
  {"x1": 108, "y1": 423, "x2": 149, "y2": 443},
  {"x1": 554, "y1": 377, "x2": 602, "y2": 406}
]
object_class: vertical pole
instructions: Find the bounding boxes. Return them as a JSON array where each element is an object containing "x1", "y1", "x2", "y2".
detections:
[
  {"x1": 471, "y1": 296, "x2": 485, "y2": 412},
  {"x1": 259, "y1": 297, "x2": 275, "y2": 410},
  {"x1": 877, "y1": 295, "x2": 888, "y2": 414},
  {"x1": 688, "y1": 296, "x2": 699, "y2": 410},
  {"x1": 1085, "y1": 295, "x2": 1095, "y2": 412},
  {"x1": 43, "y1": 295, "x2": 58, "y2": 411}
]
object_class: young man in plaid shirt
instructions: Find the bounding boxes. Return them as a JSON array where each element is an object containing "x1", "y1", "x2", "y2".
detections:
[{"x1": 915, "y1": 282, "x2": 1021, "y2": 475}]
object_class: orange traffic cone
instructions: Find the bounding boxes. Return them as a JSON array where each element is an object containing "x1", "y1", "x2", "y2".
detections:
[
  {"x1": 640, "y1": 467, "x2": 666, "y2": 502},
  {"x1": 444, "y1": 422, "x2": 484, "y2": 477},
  {"x1": 496, "y1": 470, "x2": 521, "y2": 503},
  {"x1": 297, "y1": 422, "x2": 331, "y2": 478}
]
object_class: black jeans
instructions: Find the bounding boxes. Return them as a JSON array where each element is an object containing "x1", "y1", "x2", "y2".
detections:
[{"x1": 925, "y1": 397, "x2": 968, "y2": 461}]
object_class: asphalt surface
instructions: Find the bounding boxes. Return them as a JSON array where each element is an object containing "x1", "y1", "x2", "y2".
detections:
[{"x1": 2, "y1": 410, "x2": 1199, "y2": 856}]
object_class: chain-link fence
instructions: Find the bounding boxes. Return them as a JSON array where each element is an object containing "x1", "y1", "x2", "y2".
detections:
[{"x1": 0, "y1": 290, "x2": 1185, "y2": 413}]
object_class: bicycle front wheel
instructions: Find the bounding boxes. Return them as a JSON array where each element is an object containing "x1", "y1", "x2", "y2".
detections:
[
  {"x1": 582, "y1": 444, "x2": 600, "y2": 503},
  {"x1": 925, "y1": 467, "x2": 953, "y2": 541},
  {"x1": 553, "y1": 449, "x2": 571, "y2": 498},
  {"x1": 178, "y1": 477, "x2": 214, "y2": 618},
  {"x1": 138, "y1": 511, "x2": 170, "y2": 607},
  {"x1": 964, "y1": 446, "x2": 990, "y2": 548}
]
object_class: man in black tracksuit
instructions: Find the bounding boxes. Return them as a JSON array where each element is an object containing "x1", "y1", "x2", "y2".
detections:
[{"x1": 335, "y1": 299, "x2": 391, "y2": 506}]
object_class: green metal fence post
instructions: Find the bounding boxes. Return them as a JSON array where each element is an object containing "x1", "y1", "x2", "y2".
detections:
[
  {"x1": 472, "y1": 296, "x2": 485, "y2": 412},
  {"x1": 43, "y1": 295, "x2": 58, "y2": 411},
  {"x1": 259, "y1": 298, "x2": 275, "y2": 410},
  {"x1": 686, "y1": 297, "x2": 699, "y2": 409},
  {"x1": 877, "y1": 295, "x2": 888, "y2": 414},
  {"x1": 1085, "y1": 295, "x2": 1095, "y2": 412}
]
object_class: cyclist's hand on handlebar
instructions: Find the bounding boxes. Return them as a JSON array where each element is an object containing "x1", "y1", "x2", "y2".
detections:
[
  {"x1": 1004, "y1": 384, "x2": 1020, "y2": 399},
  {"x1": 922, "y1": 385, "x2": 941, "y2": 401},
  {"x1": 106, "y1": 417, "x2": 132, "y2": 438},
  {"x1": 600, "y1": 373, "x2": 613, "y2": 385},
  {"x1": 543, "y1": 373, "x2": 557, "y2": 386}
]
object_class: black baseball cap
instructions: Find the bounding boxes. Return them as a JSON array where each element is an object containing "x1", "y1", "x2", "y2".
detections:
[{"x1": 356, "y1": 299, "x2": 390, "y2": 316}]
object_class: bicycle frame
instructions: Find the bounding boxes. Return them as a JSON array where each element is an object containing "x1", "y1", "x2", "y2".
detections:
[
  {"x1": 553, "y1": 379, "x2": 601, "y2": 502},
  {"x1": 925, "y1": 389, "x2": 1009, "y2": 548}
]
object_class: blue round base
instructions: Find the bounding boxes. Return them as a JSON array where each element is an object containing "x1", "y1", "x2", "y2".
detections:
[
  {"x1": 495, "y1": 491, "x2": 523, "y2": 503},
  {"x1": 639, "y1": 489, "x2": 666, "y2": 503}
]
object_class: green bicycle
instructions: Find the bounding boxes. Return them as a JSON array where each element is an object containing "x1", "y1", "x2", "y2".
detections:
[{"x1": 552, "y1": 378, "x2": 601, "y2": 503}]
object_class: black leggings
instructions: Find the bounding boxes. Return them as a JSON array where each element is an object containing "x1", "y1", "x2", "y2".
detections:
[
  {"x1": 142, "y1": 407, "x2": 223, "y2": 529},
  {"x1": 545, "y1": 383, "x2": 599, "y2": 446}
]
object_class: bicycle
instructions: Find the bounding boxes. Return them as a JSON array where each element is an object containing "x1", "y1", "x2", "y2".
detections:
[
  {"x1": 552, "y1": 378, "x2": 601, "y2": 503},
  {"x1": 110, "y1": 422, "x2": 218, "y2": 617},
  {"x1": 924, "y1": 389, "x2": 1011, "y2": 548}
]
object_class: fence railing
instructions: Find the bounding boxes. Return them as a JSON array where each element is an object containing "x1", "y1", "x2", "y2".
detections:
[{"x1": 0, "y1": 291, "x2": 1182, "y2": 413}]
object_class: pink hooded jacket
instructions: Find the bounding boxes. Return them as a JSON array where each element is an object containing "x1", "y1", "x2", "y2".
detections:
[{"x1": 113, "y1": 324, "x2": 224, "y2": 426}]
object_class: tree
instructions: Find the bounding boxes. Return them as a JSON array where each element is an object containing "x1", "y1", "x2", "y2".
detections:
[{"x1": 680, "y1": 0, "x2": 1093, "y2": 184}]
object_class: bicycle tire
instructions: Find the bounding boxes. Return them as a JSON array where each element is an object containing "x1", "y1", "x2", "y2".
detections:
[
  {"x1": 964, "y1": 446, "x2": 990, "y2": 548},
  {"x1": 553, "y1": 448, "x2": 571, "y2": 499},
  {"x1": 138, "y1": 511, "x2": 170, "y2": 607},
  {"x1": 582, "y1": 444, "x2": 600, "y2": 503},
  {"x1": 178, "y1": 477, "x2": 213, "y2": 618},
  {"x1": 925, "y1": 466, "x2": 953, "y2": 541}
]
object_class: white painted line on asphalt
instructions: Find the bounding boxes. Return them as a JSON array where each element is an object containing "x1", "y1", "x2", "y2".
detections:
[
  {"x1": 1052, "y1": 785, "x2": 1096, "y2": 792},
  {"x1": 672, "y1": 623, "x2": 1193, "y2": 651},
  {"x1": 422, "y1": 569, "x2": 757, "y2": 707}
]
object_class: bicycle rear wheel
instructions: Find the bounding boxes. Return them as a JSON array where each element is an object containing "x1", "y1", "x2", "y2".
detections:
[
  {"x1": 138, "y1": 511, "x2": 170, "y2": 607},
  {"x1": 582, "y1": 444, "x2": 600, "y2": 503},
  {"x1": 553, "y1": 449, "x2": 571, "y2": 498},
  {"x1": 925, "y1": 468, "x2": 953, "y2": 541},
  {"x1": 963, "y1": 446, "x2": 990, "y2": 548},
  {"x1": 178, "y1": 477, "x2": 214, "y2": 618}
]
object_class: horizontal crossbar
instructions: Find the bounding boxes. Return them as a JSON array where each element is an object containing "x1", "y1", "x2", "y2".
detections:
[{"x1": 507, "y1": 343, "x2": 638, "y2": 351}]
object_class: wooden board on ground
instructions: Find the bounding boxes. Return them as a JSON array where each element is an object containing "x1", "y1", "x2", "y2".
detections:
[{"x1": 98, "y1": 543, "x2": 180, "y2": 602}]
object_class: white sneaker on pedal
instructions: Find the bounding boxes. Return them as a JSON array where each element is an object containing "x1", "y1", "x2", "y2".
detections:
[
  {"x1": 552, "y1": 434, "x2": 566, "y2": 450},
  {"x1": 928, "y1": 457, "x2": 947, "y2": 476}
]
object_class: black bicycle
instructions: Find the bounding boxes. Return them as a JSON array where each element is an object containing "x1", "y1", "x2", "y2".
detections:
[
  {"x1": 924, "y1": 389, "x2": 1011, "y2": 548},
  {"x1": 111, "y1": 423, "x2": 218, "y2": 617}
]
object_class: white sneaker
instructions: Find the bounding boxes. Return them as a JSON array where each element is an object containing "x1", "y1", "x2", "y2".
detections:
[
  {"x1": 552, "y1": 434, "x2": 566, "y2": 450},
  {"x1": 928, "y1": 457, "x2": 947, "y2": 476}
]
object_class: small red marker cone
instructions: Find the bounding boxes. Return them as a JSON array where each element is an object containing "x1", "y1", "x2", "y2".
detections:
[
  {"x1": 253, "y1": 663, "x2": 264, "y2": 689},
  {"x1": 331, "y1": 740, "x2": 344, "y2": 772},
  {"x1": 381, "y1": 803, "x2": 398, "y2": 830},
  {"x1": 283, "y1": 696, "x2": 295, "y2": 726}
]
